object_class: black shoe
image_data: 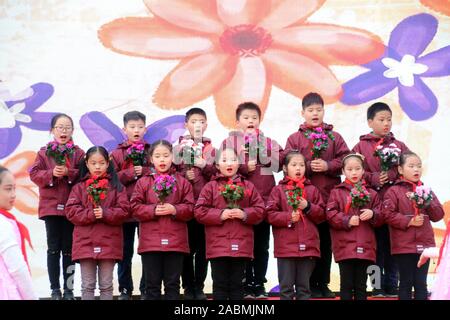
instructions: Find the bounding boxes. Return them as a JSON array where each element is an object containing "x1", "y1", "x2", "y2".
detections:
[
  {"x1": 118, "y1": 289, "x2": 132, "y2": 300},
  {"x1": 384, "y1": 288, "x2": 398, "y2": 298},
  {"x1": 371, "y1": 289, "x2": 386, "y2": 298},
  {"x1": 254, "y1": 285, "x2": 268, "y2": 299},
  {"x1": 62, "y1": 290, "x2": 75, "y2": 300},
  {"x1": 183, "y1": 288, "x2": 195, "y2": 300},
  {"x1": 51, "y1": 289, "x2": 62, "y2": 300},
  {"x1": 310, "y1": 287, "x2": 323, "y2": 298},
  {"x1": 244, "y1": 286, "x2": 255, "y2": 299},
  {"x1": 320, "y1": 286, "x2": 336, "y2": 298},
  {"x1": 195, "y1": 289, "x2": 207, "y2": 300}
]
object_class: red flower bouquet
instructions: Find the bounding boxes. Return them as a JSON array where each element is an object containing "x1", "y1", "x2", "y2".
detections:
[{"x1": 86, "y1": 176, "x2": 109, "y2": 207}]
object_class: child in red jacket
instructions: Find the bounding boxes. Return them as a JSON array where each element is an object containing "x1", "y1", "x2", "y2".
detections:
[
  {"x1": 29, "y1": 113, "x2": 85, "y2": 300},
  {"x1": 266, "y1": 151, "x2": 326, "y2": 300},
  {"x1": 327, "y1": 153, "x2": 383, "y2": 300},
  {"x1": 131, "y1": 140, "x2": 195, "y2": 300},
  {"x1": 352, "y1": 102, "x2": 410, "y2": 297},
  {"x1": 383, "y1": 152, "x2": 444, "y2": 300},
  {"x1": 194, "y1": 147, "x2": 265, "y2": 300},
  {"x1": 66, "y1": 146, "x2": 130, "y2": 300},
  {"x1": 173, "y1": 107, "x2": 216, "y2": 300},
  {"x1": 221, "y1": 102, "x2": 283, "y2": 299},
  {"x1": 110, "y1": 110, "x2": 150, "y2": 300},
  {"x1": 284, "y1": 92, "x2": 350, "y2": 298}
]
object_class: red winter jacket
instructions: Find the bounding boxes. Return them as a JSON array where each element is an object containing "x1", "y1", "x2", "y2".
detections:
[
  {"x1": 110, "y1": 141, "x2": 151, "y2": 222},
  {"x1": 326, "y1": 182, "x2": 383, "y2": 262},
  {"x1": 194, "y1": 174, "x2": 265, "y2": 259},
  {"x1": 266, "y1": 177, "x2": 326, "y2": 258},
  {"x1": 65, "y1": 176, "x2": 130, "y2": 261},
  {"x1": 352, "y1": 133, "x2": 409, "y2": 198},
  {"x1": 383, "y1": 180, "x2": 444, "y2": 255},
  {"x1": 110, "y1": 141, "x2": 151, "y2": 199},
  {"x1": 130, "y1": 171, "x2": 194, "y2": 254},
  {"x1": 173, "y1": 136, "x2": 217, "y2": 199},
  {"x1": 221, "y1": 130, "x2": 283, "y2": 203},
  {"x1": 29, "y1": 146, "x2": 85, "y2": 219},
  {"x1": 284, "y1": 123, "x2": 350, "y2": 202}
]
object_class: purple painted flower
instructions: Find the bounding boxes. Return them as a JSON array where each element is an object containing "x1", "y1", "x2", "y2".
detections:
[
  {"x1": 79, "y1": 111, "x2": 186, "y2": 152},
  {"x1": 341, "y1": 14, "x2": 450, "y2": 121},
  {"x1": 0, "y1": 82, "x2": 57, "y2": 159}
]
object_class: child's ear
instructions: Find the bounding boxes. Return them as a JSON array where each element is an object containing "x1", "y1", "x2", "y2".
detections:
[
  {"x1": 282, "y1": 165, "x2": 287, "y2": 174},
  {"x1": 301, "y1": 109, "x2": 305, "y2": 118},
  {"x1": 397, "y1": 165, "x2": 403, "y2": 175},
  {"x1": 215, "y1": 163, "x2": 220, "y2": 170},
  {"x1": 367, "y1": 119, "x2": 373, "y2": 129},
  {"x1": 184, "y1": 122, "x2": 188, "y2": 129}
]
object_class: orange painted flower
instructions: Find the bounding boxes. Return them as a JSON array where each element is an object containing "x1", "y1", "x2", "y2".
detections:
[
  {"x1": 99, "y1": 0, "x2": 384, "y2": 127},
  {"x1": 1, "y1": 151, "x2": 38, "y2": 215},
  {"x1": 420, "y1": 0, "x2": 450, "y2": 16}
]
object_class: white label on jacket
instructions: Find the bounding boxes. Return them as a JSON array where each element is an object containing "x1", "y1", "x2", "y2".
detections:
[
  {"x1": 357, "y1": 247, "x2": 364, "y2": 254},
  {"x1": 57, "y1": 204, "x2": 65, "y2": 211},
  {"x1": 416, "y1": 245, "x2": 424, "y2": 253},
  {"x1": 299, "y1": 244, "x2": 306, "y2": 251},
  {"x1": 94, "y1": 247, "x2": 101, "y2": 253},
  {"x1": 231, "y1": 244, "x2": 239, "y2": 251},
  {"x1": 161, "y1": 239, "x2": 169, "y2": 245}
]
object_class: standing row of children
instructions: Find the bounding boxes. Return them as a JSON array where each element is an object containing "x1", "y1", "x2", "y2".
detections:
[{"x1": 22, "y1": 92, "x2": 445, "y2": 300}]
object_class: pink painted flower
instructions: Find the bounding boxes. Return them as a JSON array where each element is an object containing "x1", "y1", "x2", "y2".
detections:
[{"x1": 98, "y1": 0, "x2": 384, "y2": 127}]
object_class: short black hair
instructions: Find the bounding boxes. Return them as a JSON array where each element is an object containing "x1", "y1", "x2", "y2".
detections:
[
  {"x1": 123, "y1": 111, "x2": 146, "y2": 126},
  {"x1": 302, "y1": 92, "x2": 324, "y2": 109},
  {"x1": 185, "y1": 108, "x2": 207, "y2": 122},
  {"x1": 0, "y1": 166, "x2": 10, "y2": 184},
  {"x1": 367, "y1": 102, "x2": 392, "y2": 120},
  {"x1": 236, "y1": 102, "x2": 262, "y2": 120}
]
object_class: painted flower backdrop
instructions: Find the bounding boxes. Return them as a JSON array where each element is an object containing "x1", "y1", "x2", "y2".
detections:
[
  {"x1": 98, "y1": 0, "x2": 385, "y2": 127},
  {"x1": 0, "y1": 82, "x2": 57, "y2": 159},
  {"x1": 341, "y1": 13, "x2": 450, "y2": 121}
]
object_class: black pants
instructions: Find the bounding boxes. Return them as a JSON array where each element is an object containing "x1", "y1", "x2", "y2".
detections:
[
  {"x1": 181, "y1": 220, "x2": 208, "y2": 291},
  {"x1": 245, "y1": 221, "x2": 270, "y2": 287},
  {"x1": 394, "y1": 254, "x2": 429, "y2": 300},
  {"x1": 141, "y1": 252, "x2": 184, "y2": 300},
  {"x1": 338, "y1": 259, "x2": 371, "y2": 300},
  {"x1": 117, "y1": 221, "x2": 145, "y2": 294},
  {"x1": 277, "y1": 257, "x2": 316, "y2": 300},
  {"x1": 43, "y1": 215, "x2": 74, "y2": 291},
  {"x1": 211, "y1": 257, "x2": 248, "y2": 300},
  {"x1": 375, "y1": 225, "x2": 398, "y2": 291},
  {"x1": 310, "y1": 222, "x2": 332, "y2": 289}
]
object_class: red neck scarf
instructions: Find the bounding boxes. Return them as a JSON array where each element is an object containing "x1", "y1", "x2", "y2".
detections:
[
  {"x1": 372, "y1": 136, "x2": 385, "y2": 152},
  {"x1": 400, "y1": 176, "x2": 423, "y2": 217},
  {"x1": 0, "y1": 209, "x2": 33, "y2": 271}
]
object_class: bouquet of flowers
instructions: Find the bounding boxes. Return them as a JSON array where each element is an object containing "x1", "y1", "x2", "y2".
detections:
[
  {"x1": 407, "y1": 185, "x2": 433, "y2": 209},
  {"x1": 178, "y1": 138, "x2": 204, "y2": 169},
  {"x1": 303, "y1": 127, "x2": 335, "y2": 159},
  {"x1": 46, "y1": 140, "x2": 75, "y2": 165},
  {"x1": 243, "y1": 130, "x2": 269, "y2": 160},
  {"x1": 86, "y1": 176, "x2": 109, "y2": 207},
  {"x1": 153, "y1": 174, "x2": 177, "y2": 204},
  {"x1": 350, "y1": 182, "x2": 371, "y2": 208},
  {"x1": 285, "y1": 179, "x2": 304, "y2": 211},
  {"x1": 125, "y1": 142, "x2": 147, "y2": 166},
  {"x1": 374, "y1": 143, "x2": 401, "y2": 172},
  {"x1": 219, "y1": 179, "x2": 248, "y2": 209}
]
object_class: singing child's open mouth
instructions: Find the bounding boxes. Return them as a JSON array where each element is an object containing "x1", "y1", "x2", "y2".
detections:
[{"x1": 226, "y1": 167, "x2": 233, "y2": 173}]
